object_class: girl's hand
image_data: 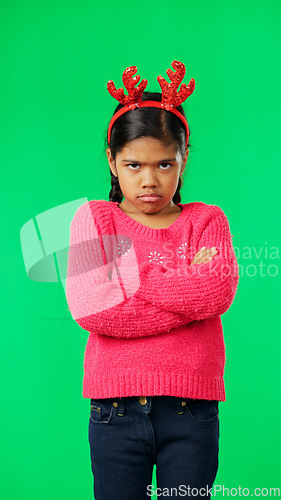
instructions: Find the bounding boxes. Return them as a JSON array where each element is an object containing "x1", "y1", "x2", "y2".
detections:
[{"x1": 191, "y1": 247, "x2": 218, "y2": 266}]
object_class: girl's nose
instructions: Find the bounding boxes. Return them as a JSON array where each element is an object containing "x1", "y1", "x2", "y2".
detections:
[{"x1": 141, "y1": 169, "x2": 158, "y2": 187}]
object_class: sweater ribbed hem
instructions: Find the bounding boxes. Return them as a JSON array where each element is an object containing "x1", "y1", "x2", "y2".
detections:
[{"x1": 82, "y1": 370, "x2": 226, "y2": 401}]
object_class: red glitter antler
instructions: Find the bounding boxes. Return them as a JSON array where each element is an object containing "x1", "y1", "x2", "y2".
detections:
[
  {"x1": 157, "y1": 60, "x2": 195, "y2": 107},
  {"x1": 107, "y1": 66, "x2": 148, "y2": 106}
]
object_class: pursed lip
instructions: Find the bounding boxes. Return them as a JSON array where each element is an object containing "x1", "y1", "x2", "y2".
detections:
[{"x1": 138, "y1": 194, "x2": 161, "y2": 198}]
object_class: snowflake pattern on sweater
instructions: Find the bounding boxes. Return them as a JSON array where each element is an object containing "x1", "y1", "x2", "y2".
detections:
[
  {"x1": 148, "y1": 250, "x2": 165, "y2": 264},
  {"x1": 178, "y1": 242, "x2": 189, "y2": 260},
  {"x1": 117, "y1": 237, "x2": 132, "y2": 257},
  {"x1": 147, "y1": 244, "x2": 190, "y2": 265}
]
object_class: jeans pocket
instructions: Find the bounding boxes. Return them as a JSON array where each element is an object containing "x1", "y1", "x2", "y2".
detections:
[
  {"x1": 184, "y1": 399, "x2": 219, "y2": 425},
  {"x1": 89, "y1": 398, "x2": 114, "y2": 424}
]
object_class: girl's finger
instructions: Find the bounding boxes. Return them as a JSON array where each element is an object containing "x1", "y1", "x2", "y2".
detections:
[
  {"x1": 191, "y1": 247, "x2": 207, "y2": 265},
  {"x1": 191, "y1": 248, "x2": 217, "y2": 265}
]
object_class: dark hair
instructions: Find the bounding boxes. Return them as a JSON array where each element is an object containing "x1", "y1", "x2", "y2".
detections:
[{"x1": 106, "y1": 92, "x2": 191, "y2": 204}]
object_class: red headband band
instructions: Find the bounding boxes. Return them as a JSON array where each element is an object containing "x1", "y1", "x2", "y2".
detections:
[{"x1": 107, "y1": 61, "x2": 195, "y2": 148}]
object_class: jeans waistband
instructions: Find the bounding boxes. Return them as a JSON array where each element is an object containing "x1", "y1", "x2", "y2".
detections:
[{"x1": 111, "y1": 395, "x2": 188, "y2": 416}]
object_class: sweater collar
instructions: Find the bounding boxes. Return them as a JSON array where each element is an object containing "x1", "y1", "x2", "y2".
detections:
[{"x1": 110, "y1": 201, "x2": 192, "y2": 241}]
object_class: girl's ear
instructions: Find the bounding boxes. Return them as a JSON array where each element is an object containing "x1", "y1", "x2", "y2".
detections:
[{"x1": 106, "y1": 148, "x2": 118, "y2": 177}]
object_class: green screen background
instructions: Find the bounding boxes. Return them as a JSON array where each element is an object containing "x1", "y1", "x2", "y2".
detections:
[{"x1": 1, "y1": 0, "x2": 280, "y2": 498}]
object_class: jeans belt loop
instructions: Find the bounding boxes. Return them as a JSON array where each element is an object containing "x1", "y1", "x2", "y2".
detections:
[{"x1": 117, "y1": 397, "x2": 125, "y2": 417}]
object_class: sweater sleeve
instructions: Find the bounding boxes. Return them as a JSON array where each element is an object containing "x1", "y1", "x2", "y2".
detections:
[
  {"x1": 65, "y1": 201, "x2": 193, "y2": 339},
  {"x1": 135, "y1": 204, "x2": 239, "y2": 320}
]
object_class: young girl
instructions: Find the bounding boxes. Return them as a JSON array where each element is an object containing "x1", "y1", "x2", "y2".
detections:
[{"x1": 66, "y1": 61, "x2": 239, "y2": 500}]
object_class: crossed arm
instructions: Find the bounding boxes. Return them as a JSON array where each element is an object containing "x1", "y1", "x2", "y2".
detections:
[
  {"x1": 135, "y1": 205, "x2": 239, "y2": 322},
  {"x1": 66, "y1": 202, "x2": 239, "y2": 339}
]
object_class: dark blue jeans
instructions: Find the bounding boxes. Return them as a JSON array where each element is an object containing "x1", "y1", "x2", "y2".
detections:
[{"x1": 88, "y1": 395, "x2": 219, "y2": 499}]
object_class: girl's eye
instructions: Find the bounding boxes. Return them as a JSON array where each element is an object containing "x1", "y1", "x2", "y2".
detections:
[
  {"x1": 127, "y1": 164, "x2": 140, "y2": 170},
  {"x1": 159, "y1": 163, "x2": 172, "y2": 170}
]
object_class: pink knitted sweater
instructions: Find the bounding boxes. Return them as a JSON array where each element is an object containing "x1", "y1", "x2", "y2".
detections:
[{"x1": 66, "y1": 200, "x2": 239, "y2": 401}]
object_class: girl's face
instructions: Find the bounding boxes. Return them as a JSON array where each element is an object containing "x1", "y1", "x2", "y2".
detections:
[{"x1": 106, "y1": 136, "x2": 189, "y2": 216}]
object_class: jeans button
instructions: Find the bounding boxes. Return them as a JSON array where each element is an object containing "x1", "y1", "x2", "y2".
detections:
[{"x1": 138, "y1": 396, "x2": 147, "y2": 405}]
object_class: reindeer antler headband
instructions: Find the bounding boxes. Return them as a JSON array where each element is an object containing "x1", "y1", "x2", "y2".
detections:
[{"x1": 107, "y1": 60, "x2": 195, "y2": 147}]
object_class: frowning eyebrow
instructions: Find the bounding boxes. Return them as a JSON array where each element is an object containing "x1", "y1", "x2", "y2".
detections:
[{"x1": 122, "y1": 158, "x2": 177, "y2": 163}]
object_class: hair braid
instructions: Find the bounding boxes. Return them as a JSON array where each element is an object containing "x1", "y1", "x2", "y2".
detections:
[
  {"x1": 109, "y1": 170, "x2": 123, "y2": 203},
  {"x1": 172, "y1": 177, "x2": 182, "y2": 205}
]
